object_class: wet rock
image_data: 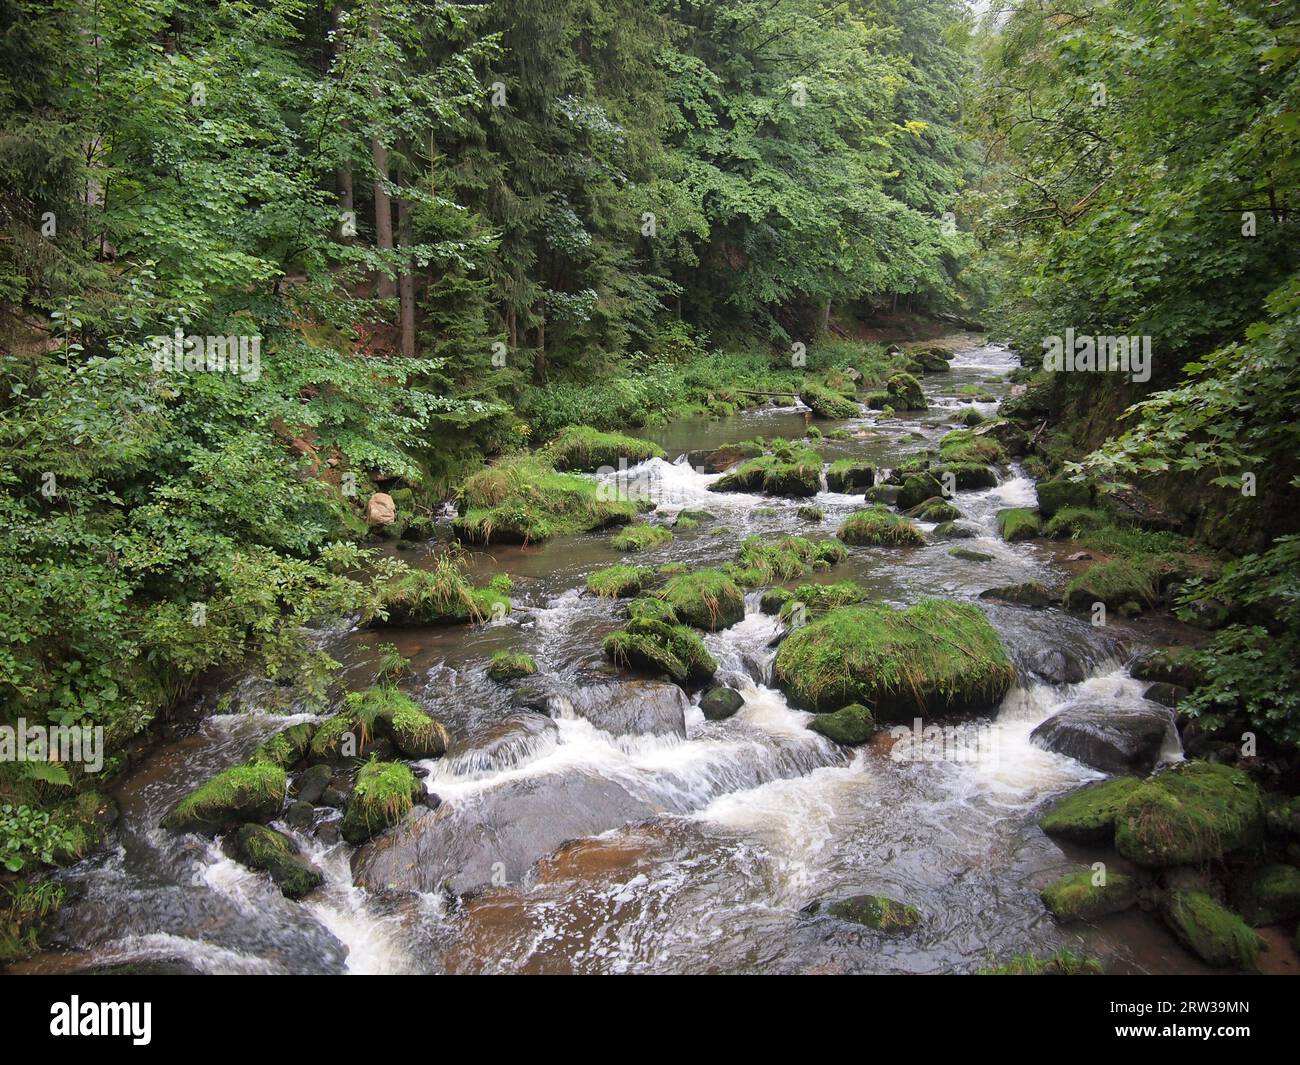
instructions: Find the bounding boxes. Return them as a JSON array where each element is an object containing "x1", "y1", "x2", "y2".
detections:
[
  {"x1": 293, "y1": 763, "x2": 333, "y2": 805},
  {"x1": 315, "y1": 819, "x2": 341, "y2": 845},
  {"x1": 1039, "y1": 777, "x2": 1143, "y2": 843},
  {"x1": 1036, "y1": 477, "x2": 1093, "y2": 518},
  {"x1": 807, "y1": 703, "x2": 874, "y2": 745},
  {"x1": 161, "y1": 762, "x2": 287, "y2": 835},
  {"x1": 689, "y1": 444, "x2": 762, "y2": 474},
  {"x1": 978, "y1": 581, "x2": 1053, "y2": 608},
  {"x1": 904, "y1": 496, "x2": 961, "y2": 522},
  {"x1": 222, "y1": 823, "x2": 323, "y2": 900},
  {"x1": 1231, "y1": 865, "x2": 1300, "y2": 927},
  {"x1": 353, "y1": 772, "x2": 660, "y2": 896},
  {"x1": 1024, "y1": 646, "x2": 1089, "y2": 685},
  {"x1": 760, "y1": 587, "x2": 794, "y2": 615},
  {"x1": 366, "y1": 492, "x2": 397, "y2": 526},
  {"x1": 1066, "y1": 551, "x2": 1093, "y2": 562},
  {"x1": 442, "y1": 712, "x2": 559, "y2": 775},
  {"x1": 1129, "y1": 649, "x2": 1203, "y2": 690},
  {"x1": 1161, "y1": 890, "x2": 1261, "y2": 970},
  {"x1": 1030, "y1": 699, "x2": 1175, "y2": 774},
  {"x1": 341, "y1": 761, "x2": 424, "y2": 846},
  {"x1": 567, "y1": 679, "x2": 689, "y2": 738},
  {"x1": 285, "y1": 800, "x2": 315, "y2": 831},
  {"x1": 933, "y1": 521, "x2": 980, "y2": 540},
  {"x1": 806, "y1": 894, "x2": 921, "y2": 932},
  {"x1": 699, "y1": 686, "x2": 745, "y2": 721},
  {"x1": 1041, "y1": 869, "x2": 1138, "y2": 922},
  {"x1": 1143, "y1": 682, "x2": 1188, "y2": 708},
  {"x1": 949, "y1": 546, "x2": 994, "y2": 562},
  {"x1": 825, "y1": 461, "x2": 875, "y2": 493},
  {"x1": 896, "y1": 473, "x2": 944, "y2": 510},
  {"x1": 864, "y1": 484, "x2": 902, "y2": 506},
  {"x1": 1115, "y1": 762, "x2": 1263, "y2": 868}
]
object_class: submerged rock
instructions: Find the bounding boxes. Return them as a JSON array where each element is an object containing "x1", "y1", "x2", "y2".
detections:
[
  {"x1": 699, "y1": 686, "x2": 745, "y2": 721},
  {"x1": 1030, "y1": 699, "x2": 1176, "y2": 774},
  {"x1": 567, "y1": 679, "x2": 689, "y2": 738},
  {"x1": 978, "y1": 581, "x2": 1053, "y2": 608},
  {"x1": 808, "y1": 894, "x2": 921, "y2": 931}
]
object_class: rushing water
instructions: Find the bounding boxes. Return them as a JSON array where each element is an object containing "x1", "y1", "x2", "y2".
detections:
[{"x1": 17, "y1": 337, "x2": 1219, "y2": 975}]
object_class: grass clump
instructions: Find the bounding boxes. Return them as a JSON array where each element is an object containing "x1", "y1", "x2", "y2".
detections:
[
  {"x1": 800, "y1": 382, "x2": 860, "y2": 419},
  {"x1": 603, "y1": 618, "x2": 717, "y2": 687},
  {"x1": 728, "y1": 534, "x2": 845, "y2": 586},
  {"x1": 779, "y1": 580, "x2": 869, "y2": 621},
  {"x1": 625, "y1": 597, "x2": 679, "y2": 624},
  {"x1": 371, "y1": 550, "x2": 511, "y2": 626},
  {"x1": 797, "y1": 505, "x2": 824, "y2": 522},
  {"x1": 542, "y1": 426, "x2": 665, "y2": 471},
  {"x1": 838, "y1": 506, "x2": 924, "y2": 546},
  {"x1": 1041, "y1": 870, "x2": 1138, "y2": 922},
  {"x1": 996, "y1": 507, "x2": 1041, "y2": 542},
  {"x1": 344, "y1": 684, "x2": 450, "y2": 758},
  {"x1": 341, "y1": 760, "x2": 422, "y2": 845},
  {"x1": 454, "y1": 454, "x2": 636, "y2": 544},
  {"x1": 656, "y1": 569, "x2": 745, "y2": 630},
  {"x1": 1063, "y1": 557, "x2": 1164, "y2": 611},
  {"x1": 710, "y1": 441, "x2": 824, "y2": 498},
  {"x1": 587, "y1": 564, "x2": 654, "y2": 598},
  {"x1": 979, "y1": 949, "x2": 1103, "y2": 975},
  {"x1": 250, "y1": 723, "x2": 315, "y2": 769},
  {"x1": 162, "y1": 762, "x2": 287, "y2": 834},
  {"x1": 487, "y1": 652, "x2": 537, "y2": 682},
  {"x1": 825, "y1": 459, "x2": 875, "y2": 492},
  {"x1": 904, "y1": 496, "x2": 961, "y2": 522},
  {"x1": 773, "y1": 599, "x2": 1015, "y2": 720},
  {"x1": 1039, "y1": 777, "x2": 1143, "y2": 843},
  {"x1": 940, "y1": 428, "x2": 1007, "y2": 466},
  {"x1": 955, "y1": 407, "x2": 985, "y2": 426},
  {"x1": 1044, "y1": 506, "x2": 1109, "y2": 538},
  {"x1": 610, "y1": 524, "x2": 673, "y2": 551}
]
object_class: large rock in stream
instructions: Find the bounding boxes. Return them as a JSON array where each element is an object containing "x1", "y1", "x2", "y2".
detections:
[
  {"x1": 353, "y1": 771, "x2": 660, "y2": 896},
  {"x1": 1030, "y1": 699, "x2": 1177, "y2": 774},
  {"x1": 563, "y1": 679, "x2": 690, "y2": 738}
]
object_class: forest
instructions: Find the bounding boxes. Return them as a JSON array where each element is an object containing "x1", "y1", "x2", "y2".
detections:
[{"x1": 0, "y1": 0, "x2": 1297, "y2": 980}]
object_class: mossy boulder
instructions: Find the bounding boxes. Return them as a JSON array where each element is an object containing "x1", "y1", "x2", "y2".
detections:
[
  {"x1": 837, "y1": 506, "x2": 924, "y2": 546},
  {"x1": 376, "y1": 567, "x2": 512, "y2": 626},
  {"x1": 800, "y1": 383, "x2": 860, "y2": 419},
  {"x1": 939, "y1": 428, "x2": 1007, "y2": 466},
  {"x1": 865, "y1": 483, "x2": 903, "y2": 505},
  {"x1": 996, "y1": 507, "x2": 1040, "y2": 541},
  {"x1": 909, "y1": 348, "x2": 951, "y2": 373},
  {"x1": 340, "y1": 761, "x2": 424, "y2": 846},
  {"x1": 817, "y1": 894, "x2": 921, "y2": 931},
  {"x1": 1231, "y1": 864, "x2": 1300, "y2": 926},
  {"x1": 162, "y1": 762, "x2": 287, "y2": 834},
  {"x1": 935, "y1": 462, "x2": 998, "y2": 489},
  {"x1": 222, "y1": 824, "x2": 323, "y2": 900},
  {"x1": 1162, "y1": 890, "x2": 1261, "y2": 969},
  {"x1": 807, "y1": 702, "x2": 874, "y2": 745},
  {"x1": 250, "y1": 722, "x2": 316, "y2": 769},
  {"x1": 699, "y1": 686, "x2": 745, "y2": 721},
  {"x1": 343, "y1": 685, "x2": 451, "y2": 759},
  {"x1": 797, "y1": 505, "x2": 824, "y2": 522},
  {"x1": 1114, "y1": 762, "x2": 1263, "y2": 868},
  {"x1": 779, "y1": 580, "x2": 869, "y2": 621},
  {"x1": 896, "y1": 472, "x2": 945, "y2": 509},
  {"x1": 978, "y1": 582, "x2": 1053, "y2": 608},
  {"x1": 656, "y1": 569, "x2": 745, "y2": 630},
  {"x1": 825, "y1": 460, "x2": 875, "y2": 493},
  {"x1": 625, "y1": 597, "x2": 679, "y2": 624},
  {"x1": 949, "y1": 547, "x2": 995, "y2": 562},
  {"x1": 1064, "y1": 558, "x2": 1163, "y2": 611},
  {"x1": 710, "y1": 444, "x2": 824, "y2": 498},
  {"x1": 1044, "y1": 506, "x2": 1109, "y2": 539},
  {"x1": 603, "y1": 618, "x2": 718, "y2": 687},
  {"x1": 1037, "y1": 476, "x2": 1094, "y2": 518},
  {"x1": 487, "y1": 652, "x2": 537, "y2": 682},
  {"x1": 884, "y1": 373, "x2": 926, "y2": 411},
  {"x1": 773, "y1": 599, "x2": 1015, "y2": 721},
  {"x1": 904, "y1": 496, "x2": 961, "y2": 523},
  {"x1": 1041, "y1": 869, "x2": 1139, "y2": 922},
  {"x1": 587, "y1": 564, "x2": 653, "y2": 598},
  {"x1": 1039, "y1": 777, "x2": 1142, "y2": 843},
  {"x1": 542, "y1": 426, "x2": 665, "y2": 471},
  {"x1": 610, "y1": 524, "x2": 673, "y2": 551}
]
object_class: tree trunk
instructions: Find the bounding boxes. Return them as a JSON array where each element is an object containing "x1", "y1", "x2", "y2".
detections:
[
  {"x1": 819, "y1": 298, "x2": 831, "y2": 335},
  {"x1": 532, "y1": 306, "x2": 546, "y2": 384},
  {"x1": 370, "y1": 11, "x2": 396, "y2": 300},
  {"x1": 506, "y1": 305, "x2": 517, "y2": 350},
  {"x1": 397, "y1": 174, "x2": 416, "y2": 357},
  {"x1": 332, "y1": 6, "x2": 354, "y2": 242}
]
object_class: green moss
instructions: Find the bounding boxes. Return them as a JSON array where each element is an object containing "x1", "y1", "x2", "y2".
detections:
[
  {"x1": 1063, "y1": 558, "x2": 1164, "y2": 611},
  {"x1": 603, "y1": 618, "x2": 717, "y2": 686},
  {"x1": 625, "y1": 597, "x2": 679, "y2": 624},
  {"x1": 1041, "y1": 869, "x2": 1138, "y2": 921},
  {"x1": 884, "y1": 372, "x2": 926, "y2": 410},
  {"x1": 800, "y1": 382, "x2": 860, "y2": 419},
  {"x1": 341, "y1": 760, "x2": 422, "y2": 845},
  {"x1": 779, "y1": 580, "x2": 868, "y2": 621},
  {"x1": 1040, "y1": 777, "x2": 1142, "y2": 843},
  {"x1": 344, "y1": 684, "x2": 450, "y2": 758},
  {"x1": 825, "y1": 894, "x2": 920, "y2": 931},
  {"x1": 542, "y1": 425, "x2": 665, "y2": 471},
  {"x1": 656, "y1": 569, "x2": 745, "y2": 630},
  {"x1": 979, "y1": 581, "x2": 1053, "y2": 607},
  {"x1": 730, "y1": 534, "x2": 844, "y2": 585},
  {"x1": 896, "y1": 472, "x2": 944, "y2": 509},
  {"x1": 957, "y1": 384, "x2": 996, "y2": 402},
  {"x1": 1044, "y1": 506, "x2": 1109, "y2": 538},
  {"x1": 1232, "y1": 864, "x2": 1300, "y2": 926},
  {"x1": 250, "y1": 722, "x2": 315, "y2": 769},
  {"x1": 487, "y1": 652, "x2": 537, "y2": 682},
  {"x1": 1163, "y1": 890, "x2": 1261, "y2": 969},
  {"x1": 710, "y1": 443, "x2": 824, "y2": 498},
  {"x1": 955, "y1": 407, "x2": 985, "y2": 426},
  {"x1": 978, "y1": 949, "x2": 1103, "y2": 975},
  {"x1": 658, "y1": 562, "x2": 688, "y2": 577},
  {"x1": 996, "y1": 507, "x2": 1040, "y2": 541},
  {"x1": 940, "y1": 428, "x2": 1007, "y2": 466},
  {"x1": 904, "y1": 496, "x2": 961, "y2": 522},
  {"x1": 453, "y1": 454, "x2": 636, "y2": 544},
  {"x1": 838, "y1": 506, "x2": 924, "y2": 546},
  {"x1": 1037, "y1": 476, "x2": 1094, "y2": 518},
  {"x1": 1115, "y1": 762, "x2": 1264, "y2": 868},
  {"x1": 162, "y1": 762, "x2": 286, "y2": 834},
  {"x1": 797, "y1": 505, "x2": 824, "y2": 522},
  {"x1": 807, "y1": 702, "x2": 874, "y2": 745},
  {"x1": 760, "y1": 587, "x2": 794, "y2": 615},
  {"x1": 825, "y1": 459, "x2": 875, "y2": 492},
  {"x1": 773, "y1": 599, "x2": 1015, "y2": 720},
  {"x1": 936, "y1": 462, "x2": 998, "y2": 489},
  {"x1": 224, "y1": 824, "x2": 323, "y2": 899},
  {"x1": 949, "y1": 547, "x2": 995, "y2": 562},
  {"x1": 373, "y1": 553, "x2": 512, "y2": 626},
  {"x1": 610, "y1": 524, "x2": 673, "y2": 551},
  {"x1": 587, "y1": 564, "x2": 654, "y2": 598}
]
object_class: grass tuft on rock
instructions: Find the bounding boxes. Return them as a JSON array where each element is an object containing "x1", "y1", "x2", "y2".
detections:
[
  {"x1": 162, "y1": 762, "x2": 286, "y2": 834},
  {"x1": 603, "y1": 618, "x2": 717, "y2": 686},
  {"x1": 542, "y1": 426, "x2": 665, "y2": 471},
  {"x1": 800, "y1": 382, "x2": 860, "y2": 419},
  {"x1": 996, "y1": 507, "x2": 1040, "y2": 541},
  {"x1": 371, "y1": 551, "x2": 511, "y2": 626},
  {"x1": 587, "y1": 564, "x2": 654, "y2": 598},
  {"x1": 610, "y1": 524, "x2": 673, "y2": 551},
  {"x1": 341, "y1": 760, "x2": 422, "y2": 845},
  {"x1": 838, "y1": 506, "x2": 924, "y2": 546},
  {"x1": 940, "y1": 428, "x2": 1007, "y2": 466},
  {"x1": 655, "y1": 569, "x2": 745, "y2": 630},
  {"x1": 487, "y1": 652, "x2": 537, "y2": 682},
  {"x1": 710, "y1": 440, "x2": 824, "y2": 497}
]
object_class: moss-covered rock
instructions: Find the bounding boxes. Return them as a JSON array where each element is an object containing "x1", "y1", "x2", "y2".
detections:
[
  {"x1": 939, "y1": 428, "x2": 1007, "y2": 466},
  {"x1": 453, "y1": 455, "x2": 636, "y2": 544},
  {"x1": 587, "y1": 563, "x2": 653, "y2": 598},
  {"x1": 904, "y1": 496, "x2": 961, "y2": 522},
  {"x1": 1115, "y1": 762, "x2": 1263, "y2": 868},
  {"x1": 1044, "y1": 506, "x2": 1109, "y2": 539},
  {"x1": 936, "y1": 462, "x2": 998, "y2": 489},
  {"x1": 610, "y1": 524, "x2": 673, "y2": 551},
  {"x1": 884, "y1": 373, "x2": 926, "y2": 411},
  {"x1": 625, "y1": 597, "x2": 679, "y2": 624},
  {"x1": 779, "y1": 580, "x2": 868, "y2": 621},
  {"x1": 250, "y1": 723, "x2": 316, "y2": 769},
  {"x1": 1037, "y1": 476, "x2": 1094, "y2": 518},
  {"x1": 807, "y1": 702, "x2": 874, "y2": 745},
  {"x1": 603, "y1": 618, "x2": 718, "y2": 686},
  {"x1": 825, "y1": 460, "x2": 875, "y2": 493},
  {"x1": 345, "y1": 685, "x2": 451, "y2": 759},
  {"x1": 996, "y1": 507, "x2": 1040, "y2": 541},
  {"x1": 710, "y1": 443, "x2": 824, "y2": 498},
  {"x1": 162, "y1": 762, "x2": 287, "y2": 834},
  {"x1": 865, "y1": 483, "x2": 903, "y2": 505},
  {"x1": 1064, "y1": 558, "x2": 1163, "y2": 611},
  {"x1": 1162, "y1": 890, "x2": 1261, "y2": 969},
  {"x1": 797, "y1": 505, "x2": 824, "y2": 522},
  {"x1": 1231, "y1": 864, "x2": 1300, "y2": 926},
  {"x1": 222, "y1": 823, "x2": 323, "y2": 899},
  {"x1": 820, "y1": 894, "x2": 921, "y2": 931},
  {"x1": 340, "y1": 761, "x2": 423, "y2": 845},
  {"x1": 949, "y1": 546, "x2": 995, "y2": 562},
  {"x1": 800, "y1": 382, "x2": 860, "y2": 419},
  {"x1": 1041, "y1": 869, "x2": 1138, "y2": 922},
  {"x1": 896, "y1": 472, "x2": 945, "y2": 510},
  {"x1": 542, "y1": 426, "x2": 665, "y2": 471},
  {"x1": 699, "y1": 686, "x2": 745, "y2": 721},
  {"x1": 838, "y1": 506, "x2": 924, "y2": 546},
  {"x1": 374, "y1": 565, "x2": 512, "y2": 626},
  {"x1": 978, "y1": 582, "x2": 1053, "y2": 608},
  {"x1": 656, "y1": 569, "x2": 745, "y2": 630},
  {"x1": 1039, "y1": 777, "x2": 1142, "y2": 843},
  {"x1": 909, "y1": 348, "x2": 951, "y2": 373},
  {"x1": 487, "y1": 652, "x2": 537, "y2": 682},
  {"x1": 955, "y1": 406, "x2": 985, "y2": 426},
  {"x1": 773, "y1": 599, "x2": 1015, "y2": 720}
]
